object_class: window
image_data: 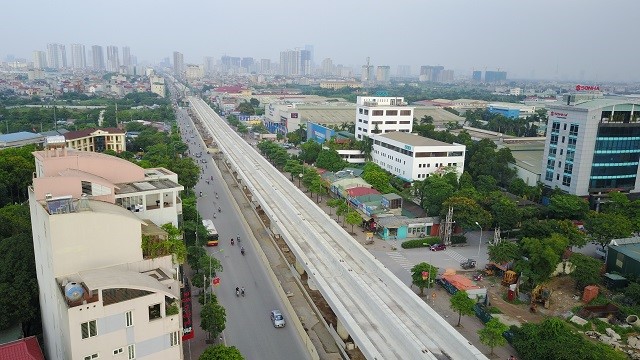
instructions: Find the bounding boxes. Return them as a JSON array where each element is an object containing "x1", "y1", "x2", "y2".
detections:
[
  {"x1": 113, "y1": 348, "x2": 123, "y2": 355},
  {"x1": 400, "y1": 110, "x2": 411, "y2": 116},
  {"x1": 359, "y1": 108, "x2": 363, "y2": 114},
  {"x1": 562, "y1": 175, "x2": 572, "y2": 187},
  {"x1": 563, "y1": 123, "x2": 567, "y2": 131},
  {"x1": 569, "y1": 124, "x2": 579, "y2": 137},
  {"x1": 551, "y1": 122, "x2": 560, "y2": 133},
  {"x1": 386, "y1": 110, "x2": 398, "y2": 116},
  {"x1": 127, "y1": 345, "x2": 135, "y2": 360},
  {"x1": 547, "y1": 159, "x2": 555, "y2": 168},
  {"x1": 358, "y1": 118, "x2": 362, "y2": 123},
  {"x1": 567, "y1": 149, "x2": 575, "y2": 162},
  {"x1": 550, "y1": 134, "x2": 558, "y2": 145},
  {"x1": 561, "y1": 136, "x2": 565, "y2": 143},
  {"x1": 548, "y1": 147, "x2": 557, "y2": 157},
  {"x1": 149, "y1": 304, "x2": 161, "y2": 321},
  {"x1": 372, "y1": 110, "x2": 383, "y2": 116},
  {"x1": 81, "y1": 320, "x2": 97, "y2": 339},
  {"x1": 170, "y1": 331, "x2": 180, "y2": 346},
  {"x1": 560, "y1": 149, "x2": 563, "y2": 155},
  {"x1": 568, "y1": 137, "x2": 577, "y2": 148},
  {"x1": 545, "y1": 170, "x2": 553, "y2": 181},
  {"x1": 364, "y1": 109, "x2": 369, "y2": 115},
  {"x1": 384, "y1": 121, "x2": 397, "y2": 124},
  {"x1": 125, "y1": 311, "x2": 133, "y2": 327},
  {"x1": 84, "y1": 354, "x2": 99, "y2": 360},
  {"x1": 564, "y1": 163, "x2": 573, "y2": 174}
]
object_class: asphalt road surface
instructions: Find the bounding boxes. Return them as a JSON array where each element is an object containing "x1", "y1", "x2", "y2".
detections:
[{"x1": 177, "y1": 108, "x2": 310, "y2": 360}]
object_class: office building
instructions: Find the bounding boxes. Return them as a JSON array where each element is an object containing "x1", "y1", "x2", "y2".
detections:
[
  {"x1": 542, "y1": 98, "x2": 640, "y2": 196},
  {"x1": 91, "y1": 45, "x2": 105, "y2": 70},
  {"x1": 241, "y1": 57, "x2": 254, "y2": 71},
  {"x1": 28, "y1": 141, "x2": 184, "y2": 360},
  {"x1": 64, "y1": 128, "x2": 126, "y2": 153},
  {"x1": 440, "y1": 69, "x2": 454, "y2": 83},
  {"x1": 376, "y1": 66, "x2": 391, "y2": 84},
  {"x1": 47, "y1": 43, "x2": 67, "y2": 69},
  {"x1": 485, "y1": 70, "x2": 507, "y2": 83},
  {"x1": 33, "y1": 50, "x2": 47, "y2": 70},
  {"x1": 355, "y1": 96, "x2": 414, "y2": 140},
  {"x1": 472, "y1": 71, "x2": 482, "y2": 82},
  {"x1": 173, "y1": 51, "x2": 184, "y2": 76},
  {"x1": 70, "y1": 44, "x2": 87, "y2": 69},
  {"x1": 487, "y1": 103, "x2": 535, "y2": 119},
  {"x1": 371, "y1": 131, "x2": 466, "y2": 182},
  {"x1": 106, "y1": 46, "x2": 120, "y2": 72},
  {"x1": 321, "y1": 58, "x2": 334, "y2": 76}
]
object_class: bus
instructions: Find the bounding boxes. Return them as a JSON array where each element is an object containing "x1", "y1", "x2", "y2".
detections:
[{"x1": 202, "y1": 219, "x2": 219, "y2": 246}]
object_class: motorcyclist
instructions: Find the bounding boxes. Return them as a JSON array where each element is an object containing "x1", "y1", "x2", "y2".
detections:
[
  {"x1": 235, "y1": 287, "x2": 240, "y2": 297},
  {"x1": 231, "y1": 237, "x2": 234, "y2": 246},
  {"x1": 241, "y1": 247, "x2": 245, "y2": 255},
  {"x1": 199, "y1": 191, "x2": 203, "y2": 197},
  {"x1": 241, "y1": 287, "x2": 245, "y2": 296},
  {"x1": 218, "y1": 206, "x2": 221, "y2": 212},
  {"x1": 236, "y1": 234, "x2": 240, "y2": 242}
]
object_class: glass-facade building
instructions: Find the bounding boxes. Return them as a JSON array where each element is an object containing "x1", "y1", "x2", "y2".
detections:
[{"x1": 542, "y1": 98, "x2": 640, "y2": 196}]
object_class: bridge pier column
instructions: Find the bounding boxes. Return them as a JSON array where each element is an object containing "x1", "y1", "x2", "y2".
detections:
[
  {"x1": 336, "y1": 318, "x2": 350, "y2": 341},
  {"x1": 294, "y1": 259, "x2": 305, "y2": 276}
]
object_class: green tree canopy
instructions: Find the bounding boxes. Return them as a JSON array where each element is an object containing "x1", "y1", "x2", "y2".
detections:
[
  {"x1": 419, "y1": 176, "x2": 455, "y2": 216},
  {"x1": 478, "y1": 318, "x2": 508, "y2": 356},
  {"x1": 547, "y1": 194, "x2": 589, "y2": 220},
  {"x1": 361, "y1": 163, "x2": 394, "y2": 194},
  {"x1": 487, "y1": 241, "x2": 521, "y2": 264},
  {"x1": 200, "y1": 301, "x2": 226, "y2": 340},
  {"x1": 299, "y1": 141, "x2": 322, "y2": 164},
  {"x1": 584, "y1": 211, "x2": 633, "y2": 251},
  {"x1": 410, "y1": 262, "x2": 438, "y2": 296},
  {"x1": 449, "y1": 290, "x2": 476, "y2": 327},
  {"x1": 511, "y1": 317, "x2": 627, "y2": 360},
  {"x1": 441, "y1": 196, "x2": 492, "y2": 233},
  {"x1": 199, "y1": 345, "x2": 244, "y2": 360},
  {"x1": 315, "y1": 148, "x2": 346, "y2": 172},
  {"x1": 569, "y1": 253, "x2": 603, "y2": 290},
  {"x1": 345, "y1": 210, "x2": 362, "y2": 233}
]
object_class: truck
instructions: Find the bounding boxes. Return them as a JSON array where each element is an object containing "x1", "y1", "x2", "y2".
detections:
[{"x1": 437, "y1": 274, "x2": 487, "y2": 301}]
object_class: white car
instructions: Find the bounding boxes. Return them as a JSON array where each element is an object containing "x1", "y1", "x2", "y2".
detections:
[{"x1": 270, "y1": 310, "x2": 285, "y2": 328}]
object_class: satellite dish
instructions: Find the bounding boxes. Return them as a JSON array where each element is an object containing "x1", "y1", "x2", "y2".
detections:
[{"x1": 64, "y1": 282, "x2": 84, "y2": 302}]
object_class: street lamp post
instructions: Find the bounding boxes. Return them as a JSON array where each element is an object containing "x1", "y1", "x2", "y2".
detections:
[
  {"x1": 206, "y1": 249, "x2": 224, "y2": 304},
  {"x1": 423, "y1": 242, "x2": 433, "y2": 301},
  {"x1": 475, "y1": 221, "x2": 483, "y2": 259}
]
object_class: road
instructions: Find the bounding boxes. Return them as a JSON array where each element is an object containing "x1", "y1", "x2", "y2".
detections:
[
  {"x1": 176, "y1": 108, "x2": 310, "y2": 360},
  {"x1": 190, "y1": 97, "x2": 488, "y2": 360}
]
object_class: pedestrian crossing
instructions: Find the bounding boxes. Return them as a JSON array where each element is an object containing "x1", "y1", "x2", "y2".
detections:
[
  {"x1": 443, "y1": 249, "x2": 467, "y2": 263},
  {"x1": 386, "y1": 252, "x2": 413, "y2": 272}
]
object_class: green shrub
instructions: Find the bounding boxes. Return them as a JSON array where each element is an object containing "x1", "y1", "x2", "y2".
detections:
[
  {"x1": 451, "y1": 235, "x2": 467, "y2": 244},
  {"x1": 166, "y1": 303, "x2": 179, "y2": 316},
  {"x1": 401, "y1": 237, "x2": 440, "y2": 249}
]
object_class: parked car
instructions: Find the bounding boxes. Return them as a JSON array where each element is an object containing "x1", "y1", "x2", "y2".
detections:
[
  {"x1": 430, "y1": 243, "x2": 446, "y2": 251},
  {"x1": 270, "y1": 310, "x2": 285, "y2": 328}
]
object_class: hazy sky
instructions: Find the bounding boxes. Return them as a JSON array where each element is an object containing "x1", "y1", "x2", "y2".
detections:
[{"x1": 2, "y1": 0, "x2": 639, "y2": 81}]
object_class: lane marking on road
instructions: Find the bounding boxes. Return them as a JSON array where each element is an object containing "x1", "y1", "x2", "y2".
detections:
[
  {"x1": 386, "y1": 252, "x2": 412, "y2": 272},
  {"x1": 443, "y1": 249, "x2": 467, "y2": 263}
]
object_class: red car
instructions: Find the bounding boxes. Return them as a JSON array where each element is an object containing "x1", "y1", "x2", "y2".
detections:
[{"x1": 430, "y1": 243, "x2": 446, "y2": 251}]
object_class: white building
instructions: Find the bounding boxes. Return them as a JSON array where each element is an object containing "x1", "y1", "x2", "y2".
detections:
[
  {"x1": 71, "y1": 44, "x2": 87, "y2": 69},
  {"x1": 47, "y1": 43, "x2": 67, "y2": 69},
  {"x1": 355, "y1": 96, "x2": 414, "y2": 140},
  {"x1": 150, "y1": 76, "x2": 166, "y2": 98},
  {"x1": 28, "y1": 143, "x2": 185, "y2": 360},
  {"x1": 185, "y1": 64, "x2": 204, "y2": 81},
  {"x1": 371, "y1": 131, "x2": 465, "y2": 181},
  {"x1": 542, "y1": 97, "x2": 640, "y2": 196},
  {"x1": 33, "y1": 50, "x2": 47, "y2": 70}
]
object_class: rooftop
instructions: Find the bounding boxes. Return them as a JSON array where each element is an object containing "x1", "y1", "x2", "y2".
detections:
[
  {"x1": 551, "y1": 98, "x2": 640, "y2": 111},
  {"x1": 64, "y1": 127, "x2": 124, "y2": 140},
  {"x1": 377, "y1": 131, "x2": 452, "y2": 147},
  {"x1": 0, "y1": 131, "x2": 43, "y2": 143},
  {"x1": 115, "y1": 178, "x2": 182, "y2": 195},
  {"x1": 0, "y1": 336, "x2": 45, "y2": 360},
  {"x1": 503, "y1": 142, "x2": 545, "y2": 175}
]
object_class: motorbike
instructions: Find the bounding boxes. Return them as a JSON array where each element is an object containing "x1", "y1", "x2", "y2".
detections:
[
  {"x1": 235, "y1": 288, "x2": 240, "y2": 297},
  {"x1": 241, "y1": 288, "x2": 245, "y2": 297},
  {"x1": 241, "y1": 247, "x2": 245, "y2": 256},
  {"x1": 218, "y1": 207, "x2": 221, "y2": 213},
  {"x1": 231, "y1": 238, "x2": 234, "y2": 246}
]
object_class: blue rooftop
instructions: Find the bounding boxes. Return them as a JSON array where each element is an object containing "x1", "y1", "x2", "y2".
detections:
[{"x1": 0, "y1": 131, "x2": 43, "y2": 142}]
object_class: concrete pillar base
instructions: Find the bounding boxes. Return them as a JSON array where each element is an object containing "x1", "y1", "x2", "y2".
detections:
[{"x1": 336, "y1": 318, "x2": 350, "y2": 341}]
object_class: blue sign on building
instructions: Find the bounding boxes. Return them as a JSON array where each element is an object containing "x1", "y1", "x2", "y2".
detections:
[{"x1": 307, "y1": 122, "x2": 335, "y2": 144}]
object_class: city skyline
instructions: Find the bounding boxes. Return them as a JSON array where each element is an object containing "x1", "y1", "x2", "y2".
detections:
[{"x1": 1, "y1": 0, "x2": 639, "y2": 81}]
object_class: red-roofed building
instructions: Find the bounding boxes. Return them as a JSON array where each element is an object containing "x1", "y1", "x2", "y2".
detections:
[
  {"x1": 64, "y1": 127, "x2": 126, "y2": 153},
  {"x1": 213, "y1": 86, "x2": 251, "y2": 96},
  {"x1": 346, "y1": 187, "x2": 380, "y2": 198},
  {"x1": 0, "y1": 336, "x2": 45, "y2": 360}
]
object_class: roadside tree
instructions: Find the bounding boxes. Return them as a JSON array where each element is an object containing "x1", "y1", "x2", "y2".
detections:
[
  {"x1": 478, "y1": 318, "x2": 508, "y2": 356},
  {"x1": 487, "y1": 241, "x2": 521, "y2": 264},
  {"x1": 345, "y1": 210, "x2": 362, "y2": 234},
  {"x1": 200, "y1": 301, "x2": 226, "y2": 340},
  {"x1": 584, "y1": 211, "x2": 633, "y2": 251},
  {"x1": 199, "y1": 345, "x2": 244, "y2": 360},
  {"x1": 569, "y1": 253, "x2": 603, "y2": 290},
  {"x1": 449, "y1": 290, "x2": 476, "y2": 327},
  {"x1": 547, "y1": 193, "x2": 589, "y2": 220},
  {"x1": 410, "y1": 262, "x2": 438, "y2": 296}
]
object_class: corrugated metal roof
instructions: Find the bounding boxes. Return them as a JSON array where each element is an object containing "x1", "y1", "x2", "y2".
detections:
[
  {"x1": 377, "y1": 132, "x2": 452, "y2": 147},
  {"x1": 0, "y1": 336, "x2": 45, "y2": 360},
  {"x1": 0, "y1": 131, "x2": 43, "y2": 142}
]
